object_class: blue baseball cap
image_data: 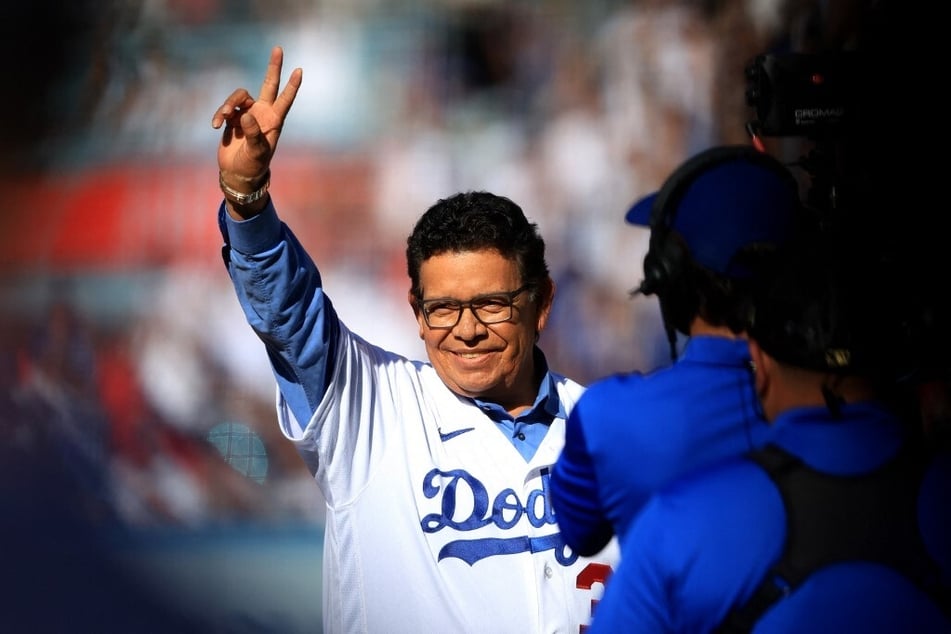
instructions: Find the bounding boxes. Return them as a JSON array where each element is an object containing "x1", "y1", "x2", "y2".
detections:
[{"x1": 626, "y1": 146, "x2": 800, "y2": 278}]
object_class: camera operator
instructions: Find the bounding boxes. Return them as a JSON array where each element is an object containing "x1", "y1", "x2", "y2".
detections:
[{"x1": 587, "y1": 212, "x2": 951, "y2": 632}]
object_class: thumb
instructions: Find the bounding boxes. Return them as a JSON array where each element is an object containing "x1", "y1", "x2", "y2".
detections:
[{"x1": 239, "y1": 110, "x2": 273, "y2": 164}]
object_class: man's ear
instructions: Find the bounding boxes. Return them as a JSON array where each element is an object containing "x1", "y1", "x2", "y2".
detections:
[
  {"x1": 748, "y1": 339, "x2": 766, "y2": 370},
  {"x1": 409, "y1": 291, "x2": 425, "y2": 339},
  {"x1": 535, "y1": 277, "x2": 556, "y2": 333},
  {"x1": 748, "y1": 339, "x2": 769, "y2": 386}
]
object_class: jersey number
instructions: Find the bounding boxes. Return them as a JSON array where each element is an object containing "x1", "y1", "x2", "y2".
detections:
[{"x1": 577, "y1": 562, "x2": 613, "y2": 633}]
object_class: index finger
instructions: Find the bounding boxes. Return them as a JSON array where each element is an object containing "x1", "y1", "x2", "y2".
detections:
[{"x1": 258, "y1": 46, "x2": 285, "y2": 104}]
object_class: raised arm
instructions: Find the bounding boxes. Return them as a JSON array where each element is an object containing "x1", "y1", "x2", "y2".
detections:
[
  {"x1": 212, "y1": 48, "x2": 335, "y2": 429},
  {"x1": 211, "y1": 46, "x2": 302, "y2": 220}
]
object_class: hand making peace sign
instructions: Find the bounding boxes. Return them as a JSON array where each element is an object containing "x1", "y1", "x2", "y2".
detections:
[{"x1": 212, "y1": 46, "x2": 302, "y2": 215}]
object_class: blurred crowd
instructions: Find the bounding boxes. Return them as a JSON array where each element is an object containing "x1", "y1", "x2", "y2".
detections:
[{"x1": 1, "y1": 0, "x2": 860, "y2": 531}]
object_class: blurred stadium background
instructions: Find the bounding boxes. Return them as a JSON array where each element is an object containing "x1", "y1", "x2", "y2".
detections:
[{"x1": 1, "y1": 0, "x2": 927, "y2": 631}]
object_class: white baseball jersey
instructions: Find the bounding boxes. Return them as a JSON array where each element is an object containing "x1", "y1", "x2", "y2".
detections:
[{"x1": 277, "y1": 323, "x2": 620, "y2": 633}]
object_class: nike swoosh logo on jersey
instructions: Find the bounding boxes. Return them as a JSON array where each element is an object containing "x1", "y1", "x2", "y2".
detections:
[{"x1": 439, "y1": 427, "x2": 475, "y2": 441}]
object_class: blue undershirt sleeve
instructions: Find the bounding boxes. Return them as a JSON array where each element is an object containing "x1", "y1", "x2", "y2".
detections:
[{"x1": 218, "y1": 201, "x2": 338, "y2": 426}]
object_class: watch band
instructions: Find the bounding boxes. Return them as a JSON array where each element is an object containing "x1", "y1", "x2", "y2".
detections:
[{"x1": 219, "y1": 170, "x2": 270, "y2": 205}]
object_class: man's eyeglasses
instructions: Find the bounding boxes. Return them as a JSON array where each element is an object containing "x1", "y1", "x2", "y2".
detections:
[{"x1": 419, "y1": 284, "x2": 534, "y2": 329}]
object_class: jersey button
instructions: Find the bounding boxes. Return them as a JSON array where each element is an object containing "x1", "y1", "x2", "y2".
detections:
[
  {"x1": 544, "y1": 565, "x2": 553, "y2": 579},
  {"x1": 517, "y1": 432, "x2": 526, "y2": 441}
]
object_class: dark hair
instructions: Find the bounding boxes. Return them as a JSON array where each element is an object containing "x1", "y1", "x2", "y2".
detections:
[
  {"x1": 747, "y1": 231, "x2": 894, "y2": 379},
  {"x1": 405, "y1": 191, "x2": 550, "y2": 300},
  {"x1": 655, "y1": 231, "x2": 779, "y2": 340}
]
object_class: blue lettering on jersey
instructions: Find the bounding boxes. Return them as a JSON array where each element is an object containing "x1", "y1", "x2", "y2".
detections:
[{"x1": 420, "y1": 467, "x2": 577, "y2": 566}]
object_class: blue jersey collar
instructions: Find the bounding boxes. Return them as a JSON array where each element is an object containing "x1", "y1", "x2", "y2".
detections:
[{"x1": 473, "y1": 347, "x2": 562, "y2": 423}]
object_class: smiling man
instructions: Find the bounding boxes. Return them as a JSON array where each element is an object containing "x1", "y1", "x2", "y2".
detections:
[{"x1": 211, "y1": 47, "x2": 617, "y2": 633}]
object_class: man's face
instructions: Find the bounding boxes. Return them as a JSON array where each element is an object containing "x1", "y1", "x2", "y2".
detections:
[{"x1": 411, "y1": 249, "x2": 551, "y2": 412}]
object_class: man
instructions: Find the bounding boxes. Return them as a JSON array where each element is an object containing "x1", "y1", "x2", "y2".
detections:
[
  {"x1": 587, "y1": 228, "x2": 951, "y2": 632},
  {"x1": 550, "y1": 145, "x2": 800, "y2": 556},
  {"x1": 211, "y1": 46, "x2": 617, "y2": 633}
]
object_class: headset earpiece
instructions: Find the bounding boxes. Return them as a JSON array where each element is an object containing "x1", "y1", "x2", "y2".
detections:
[{"x1": 640, "y1": 228, "x2": 686, "y2": 297}]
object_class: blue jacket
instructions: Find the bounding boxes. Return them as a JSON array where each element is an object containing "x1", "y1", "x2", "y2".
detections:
[
  {"x1": 589, "y1": 401, "x2": 951, "y2": 633},
  {"x1": 550, "y1": 336, "x2": 771, "y2": 555}
]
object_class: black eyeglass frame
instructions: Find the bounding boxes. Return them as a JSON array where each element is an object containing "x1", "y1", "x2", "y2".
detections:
[{"x1": 418, "y1": 283, "x2": 535, "y2": 329}]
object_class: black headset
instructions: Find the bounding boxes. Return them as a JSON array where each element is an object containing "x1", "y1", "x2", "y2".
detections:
[
  {"x1": 635, "y1": 144, "x2": 800, "y2": 361},
  {"x1": 638, "y1": 144, "x2": 799, "y2": 298}
]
